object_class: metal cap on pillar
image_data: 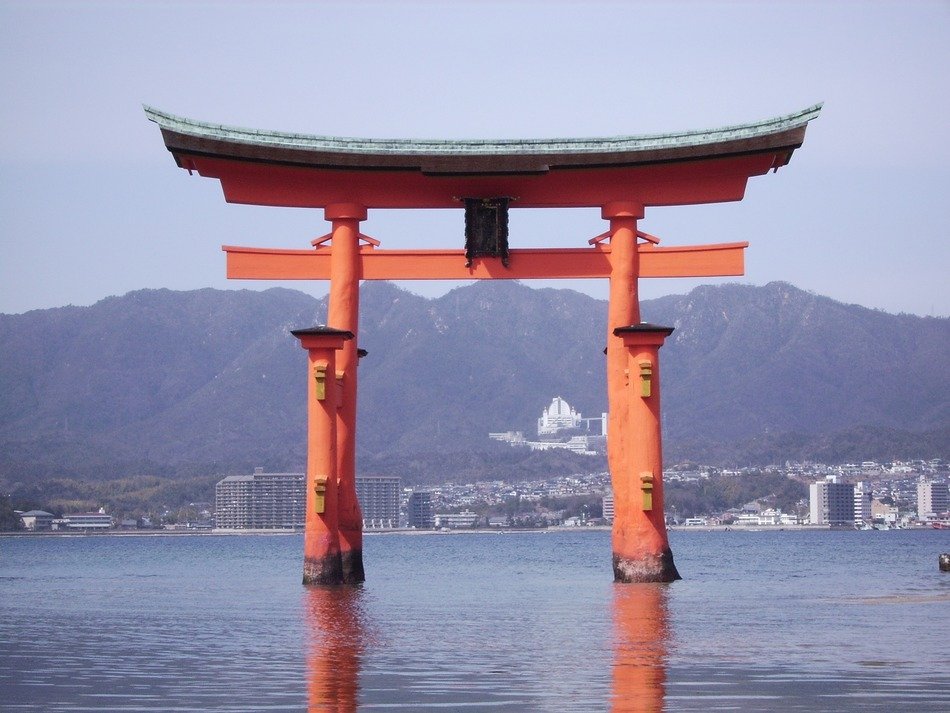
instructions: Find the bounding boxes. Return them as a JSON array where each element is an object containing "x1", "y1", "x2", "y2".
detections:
[
  {"x1": 290, "y1": 325, "x2": 354, "y2": 348},
  {"x1": 613, "y1": 323, "x2": 675, "y2": 344}
]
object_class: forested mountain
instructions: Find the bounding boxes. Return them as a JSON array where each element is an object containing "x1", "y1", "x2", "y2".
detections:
[{"x1": 1, "y1": 281, "x2": 947, "y2": 488}]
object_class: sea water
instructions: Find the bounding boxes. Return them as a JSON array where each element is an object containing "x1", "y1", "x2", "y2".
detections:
[{"x1": 1, "y1": 529, "x2": 948, "y2": 711}]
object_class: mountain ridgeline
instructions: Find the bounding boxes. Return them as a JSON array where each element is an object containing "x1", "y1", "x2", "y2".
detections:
[{"x1": 0, "y1": 281, "x2": 946, "y2": 485}]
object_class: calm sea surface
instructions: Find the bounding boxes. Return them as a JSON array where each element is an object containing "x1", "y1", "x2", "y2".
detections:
[{"x1": 2, "y1": 529, "x2": 948, "y2": 712}]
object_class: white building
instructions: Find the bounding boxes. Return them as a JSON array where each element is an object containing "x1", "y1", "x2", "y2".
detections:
[
  {"x1": 214, "y1": 469, "x2": 403, "y2": 530},
  {"x1": 854, "y1": 481, "x2": 873, "y2": 525},
  {"x1": 526, "y1": 435, "x2": 599, "y2": 454},
  {"x1": 602, "y1": 491, "x2": 614, "y2": 523},
  {"x1": 537, "y1": 397, "x2": 581, "y2": 436},
  {"x1": 19, "y1": 510, "x2": 54, "y2": 531},
  {"x1": 214, "y1": 470, "x2": 305, "y2": 530},
  {"x1": 489, "y1": 431, "x2": 526, "y2": 445},
  {"x1": 490, "y1": 398, "x2": 606, "y2": 453},
  {"x1": 434, "y1": 510, "x2": 479, "y2": 529},
  {"x1": 63, "y1": 510, "x2": 114, "y2": 530},
  {"x1": 732, "y1": 509, "x2": 799, "y2": 526},
  {"x1": 917, "y1": 479, "x2": 949, "y2": 521},
  {"x1": 356, "y1": 476, "x2": 400, "y2": 529},
  {"x1": 871, "y1": 499, "x2": 899, "y2": 525}
]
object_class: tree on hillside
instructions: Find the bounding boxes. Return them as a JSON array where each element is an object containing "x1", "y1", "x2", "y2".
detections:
[{"x1": 0, "y1": 495, "x2": 24, "y2": 531}]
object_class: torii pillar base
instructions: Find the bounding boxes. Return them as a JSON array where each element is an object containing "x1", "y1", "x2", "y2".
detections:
[
  {"x1": 612, "y1": 324, "x2": 681, "y2": 584},
  {"x1": 291, "y1": 326, "x2": 354, "y2": 586}
]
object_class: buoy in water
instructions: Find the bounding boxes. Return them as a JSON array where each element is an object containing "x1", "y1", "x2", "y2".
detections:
[{"x1": 940, "y1": 553, "x2": 950, "y2": 572}]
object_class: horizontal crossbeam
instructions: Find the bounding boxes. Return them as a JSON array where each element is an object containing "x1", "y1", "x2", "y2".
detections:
[{"x1": 223, "y1": 242, "x2": 747, "y2": 281}]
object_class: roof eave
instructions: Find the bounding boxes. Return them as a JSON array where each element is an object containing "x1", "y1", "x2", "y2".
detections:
[{"x1": 146, "y1": 104, "x2": 821, "y2": 176}]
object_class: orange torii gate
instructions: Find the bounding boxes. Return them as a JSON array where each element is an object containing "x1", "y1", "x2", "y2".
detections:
[{"x1": 147, "y1": 104, "x2": 820, "y2": 585}]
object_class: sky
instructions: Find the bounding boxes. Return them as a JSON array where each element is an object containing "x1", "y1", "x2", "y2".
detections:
[{"x1": 1, "y1": 0, "x2": 948, "y2": 317}]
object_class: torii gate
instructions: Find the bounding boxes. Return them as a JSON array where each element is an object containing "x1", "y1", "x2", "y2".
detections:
[{"x1": 147, "y1": 104, "x2": 820, "y2": 585}]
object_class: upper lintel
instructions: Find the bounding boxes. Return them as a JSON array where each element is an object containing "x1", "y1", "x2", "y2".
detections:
[{"x1": 144, "y1": 104, "x2": 820, "y2": 209}]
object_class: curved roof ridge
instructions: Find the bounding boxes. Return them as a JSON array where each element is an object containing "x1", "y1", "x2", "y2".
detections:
[{"x1": 143, "y1": 104, "x2": 822, "y2": 157}]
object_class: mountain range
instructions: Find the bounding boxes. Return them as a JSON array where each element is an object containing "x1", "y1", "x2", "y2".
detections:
[{"x1": 1, "y1": 281, "x2": 947, "y2": 486}]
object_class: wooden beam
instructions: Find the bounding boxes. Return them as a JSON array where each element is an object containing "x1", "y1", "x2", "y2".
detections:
[{"x1": 223, "y1": 242, "x2": 747, "y2": 281}]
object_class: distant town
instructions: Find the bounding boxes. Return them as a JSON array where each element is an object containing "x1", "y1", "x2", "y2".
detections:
[
  {"x1": 8, "y1": 396, "x2": 949, "y2": 534},
  {"x1": 11, "y1": 461, "x2": 949, "y2": 534}
]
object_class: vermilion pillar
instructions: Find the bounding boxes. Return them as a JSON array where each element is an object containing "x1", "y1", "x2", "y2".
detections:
[
  {"x1": 612, "y1": 324, "x2": 680, "y2": 582},
  {"x1": 325, "y1": 203, "x2": 366, "y2": 585},
  {"x1": 291, "y1": 326, "x2": 353, "y2": 585},
  {"x1": 603, "y1": 202, "x2": 649, "y2": 582}
]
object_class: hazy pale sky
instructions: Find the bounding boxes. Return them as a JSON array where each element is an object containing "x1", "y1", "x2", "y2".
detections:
[{"x1": 2, "y1": 1, "x2": 948, "y2": 316}]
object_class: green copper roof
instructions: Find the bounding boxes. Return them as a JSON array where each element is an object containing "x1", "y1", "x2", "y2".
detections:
[{"x1": 144, "y1": 104, "x2": 821, "y2": 157}]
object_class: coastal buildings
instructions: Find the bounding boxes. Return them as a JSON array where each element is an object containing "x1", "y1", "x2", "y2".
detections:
[
  {"x1": 356, "y1": 476, "x2": 401, "y2": 529},
  {"x1": 871, "y1": 499, "x2": 899, "y2": 525},
  {"x1": 16, "y1": 509, "x2": 115, "y2": 531},
  {"x1": 407, "y1": 491, "x2": 434, "y2": 529},
  {"x1": 805, "y1": 471, "x2": 949, "y2": 527},
  {"x1": 732, "y1": 508, "x2": 800, "y2": 526},
  {"x1": 61, "y1": 511, "x2": 114, "y2": 530},
  {"x1": 809, "y1": 477, "x2": 855, "y2": 525},
  {"x1": 11, "y1": 458, "x2": 945, "y2": 534},
  {"x1": 214, "y1": 469, "x2": 305, "y2": 530},
  {"x1": 19, "y1": 510, "x2": 54, "y2": 531},
  {"x1": 917, "y1": 478, "x2": 949, "y2": 521},
  {"x1": 602, "y1": 491, "x2": 614, "y2": 523},
  {"x1": 434, "y1": 510, "x2": 479, "y2": 529},
  {"x1": 215, "y1": 471, "x2": 403, "y2": 530},
  {"x1": 854, "y1": 481, "x2": 872, "y2": 525}
]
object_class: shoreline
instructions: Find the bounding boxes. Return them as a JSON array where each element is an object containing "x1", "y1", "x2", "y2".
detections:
[{"x1": 3, "y1": 523, "x2": 938, "y2": 539}]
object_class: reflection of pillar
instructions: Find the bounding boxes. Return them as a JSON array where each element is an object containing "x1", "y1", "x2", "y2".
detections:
[
  {"x1": 291, "y1": 326, "x2": 353, "y2": 585},
  {"x1": 326, "y1": 203, "x2": 367, "y2": 585},
  {"x1": 612, "y1": 325, "x2": 680, "y2": 582},
  {"x1": 611, "y1": 583, "x2": 670, "y2": 712},
  {"x1": 305, "y1": 585, "x2": 365, "y2": 712}
]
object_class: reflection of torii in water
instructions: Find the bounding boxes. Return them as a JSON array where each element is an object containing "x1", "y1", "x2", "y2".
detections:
[{"x1": 146, "y1": 103, "x2": 820, "y2": 585}]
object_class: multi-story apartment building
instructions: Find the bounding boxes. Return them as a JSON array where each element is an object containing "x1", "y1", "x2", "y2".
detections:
[
  {"x1": 215, "y1": 470, "x2": 405, "y2": 530},
  {"x1": 602, "y1": 491, "x2": 615, "y2": 523},
  {"x1": 854, "y1": 481, "x2": 872, "y2": 525},
  {"x1": 407, "y1": 491, "x2": 434, "y2": 529},
  {"x1": 214, "y1": 469, "x2": 305, "y2": 530},
  {"x1": 917, "y1": 478, "x2": 949, "y2": 521},
  {"x1": 809, "y1": 477, "x2": 855, "y2": 525},
  {"x1": 356, "y1": 476, "x2": 401, "y2": 528}
]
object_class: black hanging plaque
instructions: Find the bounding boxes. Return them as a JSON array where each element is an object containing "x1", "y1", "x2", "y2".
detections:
[{"x1": 464, "y1": 197, "x2": 510, "y2": 267}]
